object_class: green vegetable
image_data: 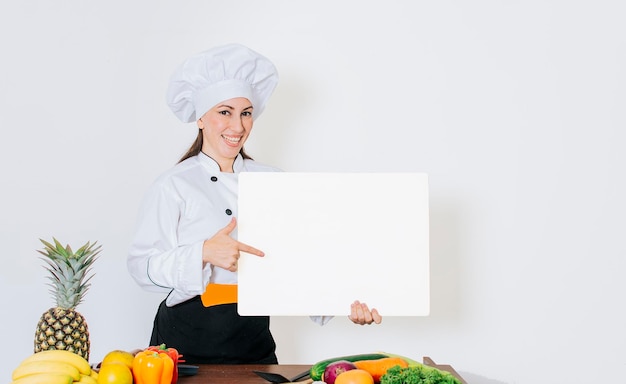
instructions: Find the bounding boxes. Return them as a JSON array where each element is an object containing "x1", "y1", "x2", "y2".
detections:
[
  {"x1": 310, "y1": 353, "x2": 389, "y2": 381},
  {"x1": 380, "y1": 365, "x2": 463, "y2": 384}
]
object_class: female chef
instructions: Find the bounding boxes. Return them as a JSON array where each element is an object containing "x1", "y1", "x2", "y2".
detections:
[{"x1": 127, "y1": 44, "x2": 382, "y2": 365}]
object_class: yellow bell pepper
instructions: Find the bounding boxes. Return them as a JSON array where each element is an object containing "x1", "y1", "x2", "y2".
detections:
[{"x1": 132, "y1": 350, "x2": 174, "y2": 384}]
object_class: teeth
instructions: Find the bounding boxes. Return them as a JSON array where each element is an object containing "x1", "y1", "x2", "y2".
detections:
[{"x1": 223, "y1": 135, "x2": 241, "y2": 143}]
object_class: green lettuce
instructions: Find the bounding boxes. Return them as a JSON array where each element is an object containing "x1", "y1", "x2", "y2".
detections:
[{"x1": 380, "y1": 364, "x2": 463, "y2": 384}]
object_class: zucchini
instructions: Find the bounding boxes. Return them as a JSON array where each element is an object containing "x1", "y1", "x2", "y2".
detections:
[{"x1": 310, "y1": 353, "x2": 389, "y2": 381}]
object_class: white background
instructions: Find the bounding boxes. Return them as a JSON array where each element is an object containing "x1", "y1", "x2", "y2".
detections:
[{"x1": 1, "y1": 1, "x2": 624, "y2": 383}]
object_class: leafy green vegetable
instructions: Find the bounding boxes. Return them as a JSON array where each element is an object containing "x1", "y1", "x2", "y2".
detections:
[{"x1": 380, "y1": 364, "x2": 463, "y2": 384}]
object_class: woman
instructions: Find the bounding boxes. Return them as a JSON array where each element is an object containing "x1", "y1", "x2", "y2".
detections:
[{"x1": 127, "y1": 44, "x2": 381, "y2": 365}]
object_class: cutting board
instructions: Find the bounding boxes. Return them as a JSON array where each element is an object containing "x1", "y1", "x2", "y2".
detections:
[{"x1": 237, "y1": 172, "x2": 429, "y2": 316}]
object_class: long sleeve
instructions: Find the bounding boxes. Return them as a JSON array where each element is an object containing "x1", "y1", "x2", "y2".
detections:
[{"x1": 127, "y1": 176, "x2": 208, "y2": 299}]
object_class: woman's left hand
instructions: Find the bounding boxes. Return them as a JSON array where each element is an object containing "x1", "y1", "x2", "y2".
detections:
[{"x1": 349, "y1": 300, "x2": 382, "y2": 325}]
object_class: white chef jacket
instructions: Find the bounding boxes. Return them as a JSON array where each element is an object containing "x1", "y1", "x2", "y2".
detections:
[{"x1": 127, "y1": 152, "x2": 331, "y2": 324}]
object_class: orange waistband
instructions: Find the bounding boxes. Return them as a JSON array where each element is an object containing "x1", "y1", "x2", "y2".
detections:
[{"x1": 201, "y1": 283, "x2": 238, "y2": 308}]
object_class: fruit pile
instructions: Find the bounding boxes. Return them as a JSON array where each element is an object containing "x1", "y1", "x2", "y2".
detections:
[
  {"x1": 17, "y1": 238, "x2": 185, "y2": 384},
  {"x1": 11, "y1": 345, "x2": 183, "y2": 384}
]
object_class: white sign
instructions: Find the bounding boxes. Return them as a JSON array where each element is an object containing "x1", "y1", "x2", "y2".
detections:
[{"x1": 237, "y1": 172, "x2": 429, "y2": 317}]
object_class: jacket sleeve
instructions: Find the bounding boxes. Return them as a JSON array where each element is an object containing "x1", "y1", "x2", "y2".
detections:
[
  {"x1": 309, "y1": 316, "x2": 334, "y2": 325},
  {"x1": 127, "y1": 179, "x2": 209, "y2": 297}
]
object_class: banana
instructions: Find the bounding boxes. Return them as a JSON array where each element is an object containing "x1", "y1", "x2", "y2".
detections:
[
  {"x1": 19, "y1": 350, "x2": 91, "y2": 375},
  {"x1": 11, "y1": 372, "x2": 74, "y2": 384},
  {"x1": 90, "y1": 369, "x2": 99, "y2": 379},
  {"x1": 76, "y1": 373, "x2": 99, "y2": 384},
  {"x1": 12, "y1": 360, "x2": 80, "y2": 381}
]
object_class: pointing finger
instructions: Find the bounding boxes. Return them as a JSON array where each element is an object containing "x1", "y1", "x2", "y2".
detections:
[{"x1": 238, "y1": 241, "x2": 265, "y2": 257}]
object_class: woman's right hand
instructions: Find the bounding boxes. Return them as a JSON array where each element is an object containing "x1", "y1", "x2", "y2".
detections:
[{"x1": 202, "y1": 217, "x2": 264, "y2": 271}]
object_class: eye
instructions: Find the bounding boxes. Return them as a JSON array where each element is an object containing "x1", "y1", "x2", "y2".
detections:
[
  {"x1": 218, "y1": 110, "x2": 231, "y2": 116},
  {"x1": 241, "y1": 111, "x2": 252, "y2": 117}
]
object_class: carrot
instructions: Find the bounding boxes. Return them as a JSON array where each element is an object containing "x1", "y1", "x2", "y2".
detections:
[{"x1": 353, "y1": 357, "x2": 409, "y2": 383}]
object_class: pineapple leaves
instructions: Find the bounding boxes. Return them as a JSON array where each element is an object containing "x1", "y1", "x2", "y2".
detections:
[
  {"x1": 54, "y1": 237, "x2": 70, "y2": 257},
  {"x1": 38, "y1": 238, "x2": 101, "y2": 309}
]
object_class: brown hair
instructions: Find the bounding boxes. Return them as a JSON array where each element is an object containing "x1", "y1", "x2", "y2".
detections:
[{"x1": 178, "y1": 129, "x2": 253, "y2": 163}]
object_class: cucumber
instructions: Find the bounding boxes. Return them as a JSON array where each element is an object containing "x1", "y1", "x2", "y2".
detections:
[{"x1": 310, "y1": 353, "x2": 389, "y2": 381}]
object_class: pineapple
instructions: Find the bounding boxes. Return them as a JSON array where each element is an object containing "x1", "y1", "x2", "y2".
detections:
[{"x1": 34, "y1": 238, "x2": 101, "y2": 361}]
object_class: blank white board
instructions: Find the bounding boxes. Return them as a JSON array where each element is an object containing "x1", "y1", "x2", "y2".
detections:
[{"x1": 237, "y1": 172, "x2": 429, "y2": 316}]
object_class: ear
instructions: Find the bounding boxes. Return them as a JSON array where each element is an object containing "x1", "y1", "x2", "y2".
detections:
[{"x1": 197, "y1": 118, "x2": 204, "y2": 130}]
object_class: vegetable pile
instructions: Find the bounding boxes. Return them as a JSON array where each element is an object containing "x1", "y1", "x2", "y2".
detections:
[{"x1": 310, "y1": 353, "x2": 463, "y2": 384}]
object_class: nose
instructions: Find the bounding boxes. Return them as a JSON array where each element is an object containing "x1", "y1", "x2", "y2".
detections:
[{"x1": 233, "y1": 116, "x2": 246, "y2": 132}]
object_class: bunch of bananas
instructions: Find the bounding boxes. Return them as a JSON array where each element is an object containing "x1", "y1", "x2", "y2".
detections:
[{"x1": 11, "y1": 350, "x2": 99, "y2": 384}]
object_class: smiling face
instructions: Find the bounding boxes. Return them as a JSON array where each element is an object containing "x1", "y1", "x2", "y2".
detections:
[{"x1": 197, "y1": 97, "x2": 254, "y2": 172}]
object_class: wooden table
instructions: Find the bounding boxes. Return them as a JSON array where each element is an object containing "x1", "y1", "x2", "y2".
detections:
[
  {"x1": 179, "y1": 364, "x2": 310, "y2": 383},
  {"x1": 177, "y1": 357, "x2": 466, "y2": 383}
]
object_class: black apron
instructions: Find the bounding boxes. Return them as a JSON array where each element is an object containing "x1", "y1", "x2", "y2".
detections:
[{"x1": 150, "y1": 296, "x2": 277, "y2": 364}]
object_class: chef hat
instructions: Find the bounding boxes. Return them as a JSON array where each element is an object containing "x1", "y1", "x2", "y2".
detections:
[{"x1": 166, "y1": 43, "x2": 279, "y2": 123}]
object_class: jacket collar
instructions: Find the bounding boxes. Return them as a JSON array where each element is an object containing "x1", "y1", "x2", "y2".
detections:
[{"x1": 197, "y1": 152, "x2": 244, "y2": 173}]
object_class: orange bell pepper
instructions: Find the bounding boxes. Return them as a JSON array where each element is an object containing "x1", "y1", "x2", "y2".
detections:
[
  {"x1": 132, "y1": 350, "x2": 174, "y2": 384},
  {"x1": 146, "y1": 344, "x2": 183, "y2": 384}
]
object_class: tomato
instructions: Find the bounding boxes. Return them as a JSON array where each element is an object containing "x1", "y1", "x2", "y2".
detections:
[{"x1": 335, "y1": 369, "x2": 375, "y2": 384}]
